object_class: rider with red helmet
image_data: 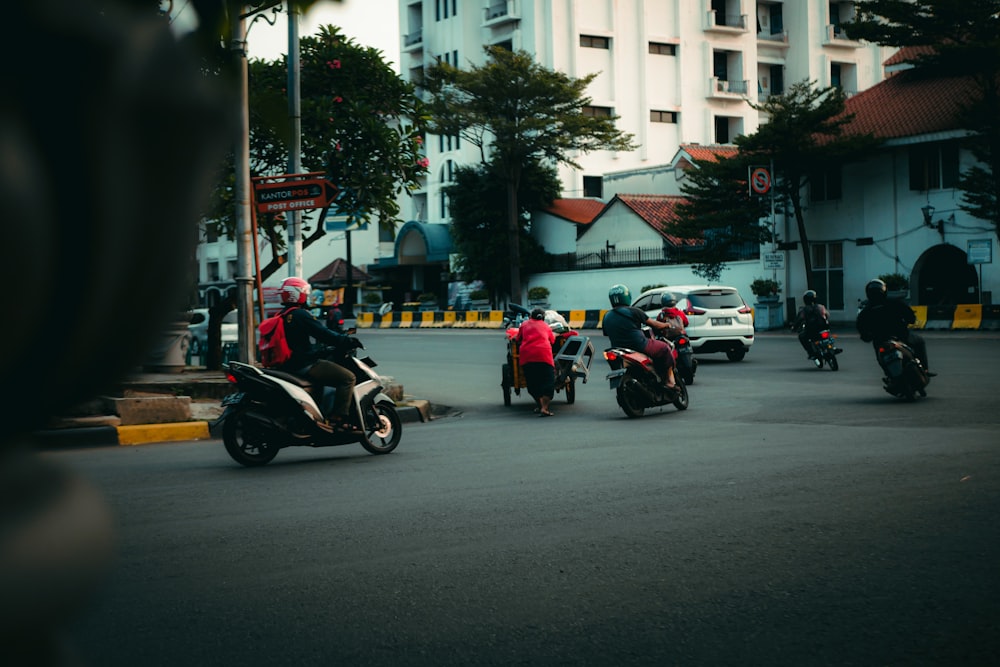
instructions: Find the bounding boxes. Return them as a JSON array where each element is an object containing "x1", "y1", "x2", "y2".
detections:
[{"x1": 277, "y1": 277, "x2": 362, "y2": 433}]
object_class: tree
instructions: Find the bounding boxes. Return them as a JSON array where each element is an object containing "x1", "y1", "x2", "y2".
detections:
[
  {"x1": 845, "y1": 0, "x2": 1000, "y2": 240},
  {"x1": 673, "y1": 153, "x2": 771, "y2": 283},
  {"x1": 446, "y1": 160, "x2": 561, "y2": 302},
  {"x1": 203, "y1": 26, "x2": 428, "y2": 282},
  {"x1": 423, "y1": 46, "x2": 637, "y2": 302},
  {"x1": 736, "y1": 81, "x2": 881, "y2": 288}
]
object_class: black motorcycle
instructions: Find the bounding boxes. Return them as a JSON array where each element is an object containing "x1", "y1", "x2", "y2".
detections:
[
  {"x1": 873, "y1": 337, "x2": 929, "y2": 400},
  {"x1": 216, "y1": 343, "x2": 401, "y2": 466},
  {"x1": 603, "y1": 341, "x2": 689, "y2": 418},
  {"x1": 807, "y1": 328, "x2": 842, "y2": 371}
]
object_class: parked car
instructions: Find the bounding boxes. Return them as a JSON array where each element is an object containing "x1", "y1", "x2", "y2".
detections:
[
  {"x1": 187, "y1": 308, "x2": 238, "y2": 357},
  {"x1": 633, "y1": 285, "x2": 755, "y2": 361}
]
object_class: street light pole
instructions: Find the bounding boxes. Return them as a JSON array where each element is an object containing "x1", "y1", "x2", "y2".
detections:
[
  {"x1": 231, "y1": 5, "x2": 255, "y2": 364},
  {"x1": 286, "y1": 0, "x2": 303, "y2": 277}
]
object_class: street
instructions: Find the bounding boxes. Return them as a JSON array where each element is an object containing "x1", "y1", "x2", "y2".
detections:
[{"x1": 51, "y1": 329, "x2": 1000, "y2": 666}]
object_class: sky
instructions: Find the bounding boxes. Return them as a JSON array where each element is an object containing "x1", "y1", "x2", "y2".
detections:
[{"x1": 172, "y1": 0, "x2": 401, "y2": 71}]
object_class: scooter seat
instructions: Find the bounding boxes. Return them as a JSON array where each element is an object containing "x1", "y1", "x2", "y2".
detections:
[{"x1": 262, "y1": 368, "x2": 313, "y2": 390}]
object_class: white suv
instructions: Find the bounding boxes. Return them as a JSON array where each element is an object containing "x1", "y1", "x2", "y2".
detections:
[{"x1": 633, "y1": 285, "x2": 755, "y2": 361}]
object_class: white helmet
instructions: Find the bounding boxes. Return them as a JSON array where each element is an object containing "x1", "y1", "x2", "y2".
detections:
[{"x1": 279, "y1": 277, "x2": 311, "y2": 305}]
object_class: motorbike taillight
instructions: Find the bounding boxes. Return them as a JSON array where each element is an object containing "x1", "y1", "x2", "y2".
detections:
[
  {"x1": 677, "y1": 337, "x2": 688, "y2": 345},
  {"x1": 225, "y1": 370, "x2": 239, "y2": 384},
  {"x1": 820, "y1": 331, "x2": 830, "y2": 339},
  {"x1": 604, "y1": 351, "x2": 618, "y2": 362}
]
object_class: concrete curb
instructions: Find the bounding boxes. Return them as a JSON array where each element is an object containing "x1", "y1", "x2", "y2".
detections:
[{"x1": 34, "y1": 399, "x2": 431, "y2": 449}]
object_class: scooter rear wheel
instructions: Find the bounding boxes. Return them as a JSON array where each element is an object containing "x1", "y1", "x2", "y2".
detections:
[
  {"x1": 617, "y1": 382, "x2": 645, "y2": 418},
  {"x1": 222, "y1": 409, "x2": 280, "y2": 467},
  {"x1": 361, "y1": 402, "x2": 401, "y2": 455}
]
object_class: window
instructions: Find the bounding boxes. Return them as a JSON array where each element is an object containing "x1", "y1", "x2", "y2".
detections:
[
  {"x1": 580, "y1": 35, "x2": 610, "y2": 49},
  {"x1": 205, "y1": 223, "x2": 218, "y2": 244},
  {"x1": 810, "y1": 167, "x2": 842, "y2": 202},
  {"x1": 649, "y1": 42, "x2": 676, "y2": 56},
  {"x1": 909, "y1": 142, "x2": 960, "y2": 191},
  {"x1": 810, "y1": 242, "x2": 844, "y2": 309},
  {"x1": 207, "y1": 261, "x2": 220, "y2": 282},
  {"x1": 435, "y1": 0, "x2": 456, "y2": 20},
  {"x1": 226, "y1": 260, "x2": 237, "y2": 280},
  {"x1": 650, "y1": 110, "x2": 678, "y2": 123},
  {"x1": 582, "y1": 105, "x2": 612, "y2": 118},
  {"x1": 583, "y1": 176, "x2": 602, "y2": 198}
]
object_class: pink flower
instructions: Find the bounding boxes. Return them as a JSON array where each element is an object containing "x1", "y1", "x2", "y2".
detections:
[
  {"x1": 417, "y1": 157, "x2": 430, "y2": 168},
  {"x1": 415, "y1": 136, "x2": 423, "y2": 145},
  {"x1": 333, "y1": 96, "x2": 343, "y2": 103},
  {"x1": 327, "y1": 59, "x2": 342, "y2": 70}
]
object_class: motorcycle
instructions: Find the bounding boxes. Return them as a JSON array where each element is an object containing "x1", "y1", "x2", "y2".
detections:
[
  {"x1": 215, "y1": 339, "x2": 401, "y2": 466},
  {"x1": 806, "y1": 328, "x2": 842, "y2": 371},
  {"x1": 603, "y1": 334, "x2": 689, "y2": 418},
  {"x1": 873, "y1": 337, "x2": 929, "y2": 400}
]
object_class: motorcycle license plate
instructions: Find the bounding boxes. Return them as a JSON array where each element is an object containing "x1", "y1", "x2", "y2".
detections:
[
  {"x1": 606, "y1": 369, "x2": 625, "y2": 389},
  {"x1": 711, "y1": 317, "x2": 732, "y2": 326},
  {"x1": 221, "y1": 392, "x2": 245, "y2": 407}
]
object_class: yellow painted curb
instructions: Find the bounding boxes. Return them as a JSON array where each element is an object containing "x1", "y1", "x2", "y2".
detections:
[{"x1": 117, "y1": 421, "x2": 211, "y2": 445}]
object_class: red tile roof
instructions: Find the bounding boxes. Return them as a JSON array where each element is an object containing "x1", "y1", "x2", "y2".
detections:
[
  {"x1": 840, "y1": 69, "x2": 978, "y2": 140},
  {"x1": 678, "y1": 144, "x2": 740, "y2": 163},
  {"x1": 615, "y1": 194, "x2": 701, "y2": 246},
  {"x1": 544, "y1": 198, "x2": 605, "y2": 224},
  {"x1": 884, "y1": 45, "x2": 936, "y2": 67}
]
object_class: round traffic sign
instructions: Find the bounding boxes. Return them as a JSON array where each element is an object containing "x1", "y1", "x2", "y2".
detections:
[{"x1": 751, "y1": 167, "x2": 772, "y2": 194}]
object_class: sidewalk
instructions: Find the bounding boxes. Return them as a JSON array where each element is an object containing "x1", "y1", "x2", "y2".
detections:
[{"x1": 33, "y1": 368, "x2": 432, "y2": 449}]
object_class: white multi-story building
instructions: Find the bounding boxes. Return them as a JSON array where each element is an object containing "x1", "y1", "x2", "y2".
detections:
[{"x1": 397, "y1": 0, "x2": 891, "y2": 222}]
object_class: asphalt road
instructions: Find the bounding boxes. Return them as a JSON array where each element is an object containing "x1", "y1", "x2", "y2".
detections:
[{"x1": 48, "y1": 329, "x2": 1000, "y2": 666}]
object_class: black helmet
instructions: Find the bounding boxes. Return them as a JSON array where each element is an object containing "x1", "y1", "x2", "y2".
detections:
[
  {"x1": 865, "y1": 279, "x2": 887, "y2": 303},
  {"x1": 530, "y1": 307, "x2": 545, "y2": 320},
  {"x1": 609, "y1": 284, "x2": 631, "y2": 307},
  {"x1": 802, "y1": 290, "x2": 817, "y2": 305},
  {"x1": 660, "y1": 291, "x2": 677, "y2": 308}
]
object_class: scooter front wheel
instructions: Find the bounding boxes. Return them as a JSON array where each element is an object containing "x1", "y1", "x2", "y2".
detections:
[
  {"x1": 361, "y1": 402, "x2": 401, "y2": 455},
  {"x1": 222, "y1": 409, "x2": 280, "y2": 467},
  {"x1": 672, "y1": 380, "x2": 689, "y2": 411}
]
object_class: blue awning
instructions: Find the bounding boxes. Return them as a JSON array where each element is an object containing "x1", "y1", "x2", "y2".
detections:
[{"x1": 373, "y1": 221, "x2": 453, "y2": 268}]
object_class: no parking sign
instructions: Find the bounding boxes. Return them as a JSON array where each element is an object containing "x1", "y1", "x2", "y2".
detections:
[{"x1": 749, "y1": 166, "x2": 772, "y2": 195}]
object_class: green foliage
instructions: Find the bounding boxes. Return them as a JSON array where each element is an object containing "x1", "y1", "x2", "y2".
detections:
[
  {"x1": 363, "y1": 292, "x2": 383, "y2": 304},
  {"x1": 527, "y1": 286, "x2": 550, "y2": 300},
  {"x1": 445, "y1": 159, "x2": 561, "y2": 297},
  {"x1": 878, "y1": 273, "x2": 909, "y2": 291},
  {"x1": 674, "y1": 152, "x2": 771, "y2": 283},
  {"x1": 750, "y1": 277, "x2": 781, "y2": 296},
  {"x1": 846, "y1": 0, "x2": 1000, "y2": 240},
  {"x1": 423, "y1": 46, "x2": 638, "y2": 299},
  {"x1": 641, "y1": 284, "x2": 667, "y2": 293},
  {"x1": 469, "y1": 289, "x2": 489, "y2": 300},
  {"x1": 203, "y1": 26, "x2": 428, "y2": 281},
  {"x1": 417, "y1": 292, "x2": 437, "y2": 303}
]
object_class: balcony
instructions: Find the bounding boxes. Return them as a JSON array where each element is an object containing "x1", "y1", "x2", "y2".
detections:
[
  {"x1": 484, "y1": 0, "x2": 519, "y2": 26},
  {"x1": 403, "y1": 28, "x2": 423, "y2": 52},
  {"x1": 705, "y1": 11, "x2": 748, "y2": 33},
  {"x1": 757, "y1": 30, "x2": 789, "y2": 49},
  {"x1": 708, "y1": 77, "x2": 749, "y2": 99},
  {"x1": 823, "y1": 24, "x2": 861, "y2": 48}
]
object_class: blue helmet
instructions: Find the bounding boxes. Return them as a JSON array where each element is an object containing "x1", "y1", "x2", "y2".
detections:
[
  {"x1": 660, "y1": 291, "x2": 678, "y2": 308},
  {"x1": 609, "y1": 284, "x2": 631, "y2": 307}
]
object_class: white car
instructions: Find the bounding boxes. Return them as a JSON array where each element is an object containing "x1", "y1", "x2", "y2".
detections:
[
  {"x1": 632, "y1": 284, "x2": 755, "y2": 361},
  {"x1": 187, "y1": 308, "x2": 239, "y2": 357}
]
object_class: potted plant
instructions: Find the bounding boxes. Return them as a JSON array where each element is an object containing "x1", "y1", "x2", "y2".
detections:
[
  {"x1": 750, "y1": 277, "x2": 781, "y2": 302},
  {"x1": 878, "y1": 272, "x2": 909, "y2": 299},
  {"x1": 361, "y1": 292, "x2": 382, "y2": 312},
  {"x1": 468, "y1": 288, "x2": 490, "y2": 311},
  {"x1": 527, "y1": 285, "x2": 550, "y2": 308}
]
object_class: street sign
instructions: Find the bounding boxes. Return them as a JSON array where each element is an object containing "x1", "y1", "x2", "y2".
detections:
[
  {"x1": 968, "y1": 239, "x2": 992, "y2": 264},
  {"x1": 750, "y1": 167, "x2": 772, "y2": 195},
  {"x1": 763, "y1": 252, "x2": 785, "y2": 270},
  {"x1": 323, "y1": 210, "x2": 370, "y2": 232},
  {"x1": 254, "y1": 178, "x2": 338, "y2": 214}
]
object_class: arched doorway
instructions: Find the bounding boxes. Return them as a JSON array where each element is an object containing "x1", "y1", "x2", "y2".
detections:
[{"x1": 913, "y1": 244, "x2": 978, "y2": 305}]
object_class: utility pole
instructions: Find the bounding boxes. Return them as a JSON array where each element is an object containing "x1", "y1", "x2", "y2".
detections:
[
  {"x1": 231, "y1": 5, "x2": 255, "y2": 364},
  {"x1": 286, "y1": 0, "x2": 303, "y2": 276}
]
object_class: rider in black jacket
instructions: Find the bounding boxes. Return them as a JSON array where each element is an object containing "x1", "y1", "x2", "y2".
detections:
[
  {"x1": 856, "y1": 278, "x2": 934, "y2": 375},
  {"x1": 277, "y1": 277, "x2": 363, "y2": 433}
]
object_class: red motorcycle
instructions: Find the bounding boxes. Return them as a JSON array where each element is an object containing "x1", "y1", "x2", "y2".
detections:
[{"x1": 603, "y1": 331, "x2": 689, "y2": 418}]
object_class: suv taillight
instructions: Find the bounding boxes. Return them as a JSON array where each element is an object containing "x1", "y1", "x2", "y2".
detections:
[{"x1": 685, "y1": 307, "x2": 706, "y2": 315}]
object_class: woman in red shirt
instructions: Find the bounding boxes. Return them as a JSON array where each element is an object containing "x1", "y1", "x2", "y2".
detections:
[{"x1": 515, "y1": 308, "x2": 557, "y2": 416}]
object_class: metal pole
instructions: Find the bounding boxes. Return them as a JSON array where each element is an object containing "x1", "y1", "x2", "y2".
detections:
[
  {"x1": 232, "y1": 6, "x2": 255, "y2": 364},
  {"x1": 286, "y1": 0, "x2": 303, "y2": 276}
]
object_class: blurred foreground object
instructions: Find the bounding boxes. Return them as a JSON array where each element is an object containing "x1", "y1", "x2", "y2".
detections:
[{"x1": 0, "y1": 0, "x2": 232, "y2": 662}]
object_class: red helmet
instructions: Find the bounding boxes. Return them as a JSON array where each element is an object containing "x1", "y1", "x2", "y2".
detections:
[{"x1": 279, "y1": 277, "x2": 311, "y2": 305}]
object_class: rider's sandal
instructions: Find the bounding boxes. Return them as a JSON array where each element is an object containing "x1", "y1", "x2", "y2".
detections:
[{"x1": 332, "y1": 419, "x2": 362, "y2": 434}]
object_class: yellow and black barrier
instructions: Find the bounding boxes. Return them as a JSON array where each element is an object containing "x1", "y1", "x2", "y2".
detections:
[{"x1": 357, "y1": 309, "x2": 609, "y2": 330}]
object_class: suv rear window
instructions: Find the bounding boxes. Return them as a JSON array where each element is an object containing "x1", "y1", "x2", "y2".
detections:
[{"x1": 687, "y1": 290, "x2": 744, "y2": 309}]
